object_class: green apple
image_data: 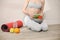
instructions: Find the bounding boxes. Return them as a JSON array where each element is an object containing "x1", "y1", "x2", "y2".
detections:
[{"x1": 10, "y1": 28, "x2": 14, "y2": 33}]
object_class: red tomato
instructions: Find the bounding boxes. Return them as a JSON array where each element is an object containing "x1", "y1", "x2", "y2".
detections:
[{"x1": 38, "y1": 16, "x2": 43, "y2": 19}]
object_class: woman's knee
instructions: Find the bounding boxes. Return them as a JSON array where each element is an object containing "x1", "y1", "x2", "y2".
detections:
[{"x1": 41, "y1": 21, "x2": 48, "y2": 31}]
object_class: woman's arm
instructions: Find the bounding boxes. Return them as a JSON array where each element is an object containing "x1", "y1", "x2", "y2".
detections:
[
  {"x1": 22, "y1": 0, "x2": 34, "y2": 18},
  {"x1": 40, "y1": 0, "x2": 45, "y2": 16},
  {"x1": 22, "y1": 0, "x2": 30, "y2": 15}
]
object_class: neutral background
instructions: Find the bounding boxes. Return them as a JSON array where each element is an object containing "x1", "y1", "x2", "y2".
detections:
[{"x1": 0, "y1": 0, "x2": 60, "y2": 26}]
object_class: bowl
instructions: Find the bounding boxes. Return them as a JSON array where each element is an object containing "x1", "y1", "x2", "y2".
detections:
[{"x1": 32, "y1": 18, "x2": 43, "y2": 24}]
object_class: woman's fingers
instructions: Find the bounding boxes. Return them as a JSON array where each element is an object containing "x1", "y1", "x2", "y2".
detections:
[{"x1": 29, "y1": 14, "x2": 33, "y2": 19}]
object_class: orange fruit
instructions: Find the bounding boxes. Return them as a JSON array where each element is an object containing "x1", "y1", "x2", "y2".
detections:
[{"x1": 14, "y1": 28, "x2": 20, "y2": 33}]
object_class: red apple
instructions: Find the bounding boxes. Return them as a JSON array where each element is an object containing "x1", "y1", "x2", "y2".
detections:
[{"x1": 38, "y1": 16, "x2": 43, "y2": 19}]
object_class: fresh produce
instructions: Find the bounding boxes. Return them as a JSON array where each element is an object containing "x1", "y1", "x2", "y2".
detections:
[
  {"x1": 38, "y1": 16, "x2": 43, "y2": 19},
  {"x1": 14, "y1": 28, "x2": 20, "y2": 33},
  {"x1": 10, "y1": 28, "x2": 14, "y2": 33},
  {"x1": 33, "y1": 14, "x2": 43, "y2": 19}
]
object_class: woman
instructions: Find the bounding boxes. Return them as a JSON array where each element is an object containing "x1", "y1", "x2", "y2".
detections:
[{"x1": 22, "y1": 0, "x2": 48, "y2": 32}]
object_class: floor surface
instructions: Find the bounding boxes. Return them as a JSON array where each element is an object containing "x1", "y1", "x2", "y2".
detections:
[{"x1": 0, "y1": 25, "x2": 60, "y2": 40}]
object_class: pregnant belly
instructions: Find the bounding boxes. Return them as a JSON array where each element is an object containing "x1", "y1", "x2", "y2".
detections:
[{"x1": 27, "y1": 8, "x2": 41, "y2": 14}]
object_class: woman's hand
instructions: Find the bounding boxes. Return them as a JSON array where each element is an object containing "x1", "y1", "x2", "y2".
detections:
[
  {"x1": 27, "y1": 8, "x2": 35, "y2": 19},
  {"x1": 28, "y1": 11, "x2": 34, "y2": 19},
  {"x1": 27, "y1": 8, "x2": 40, "y2": 19},
  {"x1": 22, "y1": 8, "x2": 34, "y2": 19}
]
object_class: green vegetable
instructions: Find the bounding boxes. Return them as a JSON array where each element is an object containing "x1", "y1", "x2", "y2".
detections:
[{"x1": 33, "y1": 14, "x2": 40, "y2": 19}]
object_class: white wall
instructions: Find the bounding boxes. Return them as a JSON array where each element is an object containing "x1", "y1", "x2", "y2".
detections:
[
  {"x1": 0, "y1": 0, "x2": 25, "y2": 25},
  {"x1": 44, "y1": 0, "x2": 60, "y2": 25},
  {"x1": 0, "y1": 0, "x2": 60, "y2": 25}
]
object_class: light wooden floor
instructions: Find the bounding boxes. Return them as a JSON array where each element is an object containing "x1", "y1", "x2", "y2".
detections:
[{"x1": 0, "y1": 24, "x2": 60, "y2": 40}]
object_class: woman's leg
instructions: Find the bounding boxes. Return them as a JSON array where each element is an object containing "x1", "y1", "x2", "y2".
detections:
[
  {"x1": 40, "y1": 20, "x2": 48, "y2": 31},
  {"x1": 24, "y1": 15, "x2": 42, "y2": 31}
]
